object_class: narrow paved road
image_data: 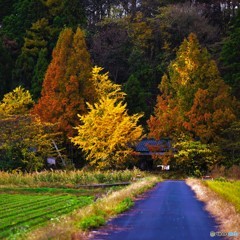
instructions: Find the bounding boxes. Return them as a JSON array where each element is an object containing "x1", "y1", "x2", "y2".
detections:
[{"x1": 91, "y1": 180, "x2": 223, "y2": 240}]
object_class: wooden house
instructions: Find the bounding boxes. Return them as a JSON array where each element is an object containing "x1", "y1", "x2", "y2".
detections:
[{"x1": 133, "y1": 138, "x2": 173, "y2": 170}]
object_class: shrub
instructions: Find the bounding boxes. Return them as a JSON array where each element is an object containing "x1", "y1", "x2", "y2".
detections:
[
  {"x1": 78, "y1": 214, "x2": 106, "y2": 230},
  {"x1": 114, "y1": 197, "x2": 134, "y2": 214},
  {"x1": 174, "y1": 138, "x2": 221, "y2": 176}
]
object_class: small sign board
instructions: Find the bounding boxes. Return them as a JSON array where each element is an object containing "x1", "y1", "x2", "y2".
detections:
[
  {"x1": 47, "y1": 157, "x2": 56, "y2": 165},
  {"x1": 157, "y1": 165, "x2": 170, "y2": 171}
]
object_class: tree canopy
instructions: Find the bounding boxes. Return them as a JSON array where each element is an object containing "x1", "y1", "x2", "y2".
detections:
[
  {"x1": 221, "y1": 9, "x2": 240, "y2": 100},
  {"x1": 0, "y1": 0, "x2": 240, "y2": 171},
  {"x1": 0, "y1": 87, "x2": 62, "y2": 171},
  {"x1": 0, "y1": 86, "x2": 34, "y2": 116},
  {"x1": 33, "y1": 27, "x2": 95, "y2": 137},
  {"x1": 71, "y1": 68, "x2": 143, "y2": 169},
  {"x1": 149, "y1": 33, "x2": 238, "y2": 143}
]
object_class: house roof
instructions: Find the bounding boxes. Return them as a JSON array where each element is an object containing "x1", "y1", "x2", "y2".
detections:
[{"x1": 135, "y1": 138, "x2": 171, "y2": 153}]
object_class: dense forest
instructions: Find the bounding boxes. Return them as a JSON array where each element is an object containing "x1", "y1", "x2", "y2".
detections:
[{"x1": 0, "y1": 0, "x2": 240, "y2": 175}]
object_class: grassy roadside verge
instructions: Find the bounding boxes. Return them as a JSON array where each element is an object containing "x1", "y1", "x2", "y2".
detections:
[
  {"x1": 204, "y1": 180, "x2": 240, "y2": 213},
  {"x1": 25, "y1": 176, "x2": 160, "y2": 240},
  {"x1": 186, "y1": 178, "x2": 240, "y2": 238}
]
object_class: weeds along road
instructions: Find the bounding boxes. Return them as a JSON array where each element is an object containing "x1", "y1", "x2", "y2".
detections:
[{"x1": 91, "y1": 180, "x2": 223, "y2": 240}]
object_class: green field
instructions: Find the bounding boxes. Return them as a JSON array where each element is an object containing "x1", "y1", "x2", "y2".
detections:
[
  {"x1": 205, "y1": 180, "x2": 240, "y2": 212},
  {"x1": 0, "y1": 170, "x2": 143, "y2": 239},
  {"x1": 0, "y1": 193, "x2": 93, "y2": 239}
]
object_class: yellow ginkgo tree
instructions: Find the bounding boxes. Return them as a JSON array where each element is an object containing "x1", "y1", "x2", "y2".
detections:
[
  {"x1": 90, "y1": 66, "x2": 125, "y2": 100},
  {"x1": 71, "y1": 68, "x2": 143, "y2": 169}
]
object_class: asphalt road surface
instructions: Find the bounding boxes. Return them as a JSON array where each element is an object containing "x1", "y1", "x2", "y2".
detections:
[{"x1": 91, "y1": 180, "x2": 223, "y2": 240}]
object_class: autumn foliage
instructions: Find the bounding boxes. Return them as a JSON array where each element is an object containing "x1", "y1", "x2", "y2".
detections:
[
  {"x1": 32, "y1": 27, "x2": 95, "y2": 137},
  {"x1": 148, "y1": 95, "x2": 183, "y2": 140},
  {"x1": 185, "y1": 82, "x2": 237, "y2": 142},
  {"x1": 71, "y1": 69, "x2": 143, "y2": 169},
  {"x1": 0, "y1": 87, "x2": 61, "y2": 171},
  {"x1": 90, "y1": 66, "x2": 125, "y2": 100},
  {"x1": 148, "y1": 33, "x2": 238, "y2": 143},
  {"x1": 0, "y1": 86, "x2": 34, "y2": 115},
  {"x1": 71, "y1": 97, "x2": 143, "y2": 169}
]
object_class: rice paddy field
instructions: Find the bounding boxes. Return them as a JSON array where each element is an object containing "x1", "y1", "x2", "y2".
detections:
[
  {"x1": 0, "y1": 193, "x2": 93, "y2": 239},
  {"x1": 204, "y1": 180, "x2": 240, "y2": 212},
  {"x1": 0, "y1": 169, "x2": 145, "y2": 239},
  {"x1": 0, "y1": 170, "x2": 142, "y2": 239}
]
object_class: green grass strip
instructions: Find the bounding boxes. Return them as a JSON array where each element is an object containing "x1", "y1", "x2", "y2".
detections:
[
  {"x1": 206, "y1": 180, "x2": 240, "y2": 212},
  {"x1": 114, "y1": 197, "x2": 134, "y2": 214},
  {"x1": 0, "y1": 187, "x2": 95, "y2": 195}
]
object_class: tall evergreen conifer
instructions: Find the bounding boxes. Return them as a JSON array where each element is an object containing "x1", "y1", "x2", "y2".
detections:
[{"x1": 221, "y1": 10, "x2": 240, "y2": 100}]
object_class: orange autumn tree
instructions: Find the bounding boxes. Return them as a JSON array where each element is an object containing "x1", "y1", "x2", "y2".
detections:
[
  {"x1": 185, "y1": 80, "x2": 238, "y2": 143},
  {"x1": 148, "y1": 94, "x2": 183, "y2": 140},
  {"x1": 32, "y1": 27, "x2": 95, "y2": 137},
  {"x1": 148, "y1": 33, "x2": 238, "y2": 143},
  {"x1": 147, "y1": 33, "x2": 239, "y2": 175}
]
